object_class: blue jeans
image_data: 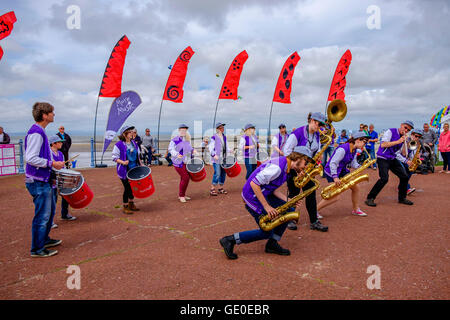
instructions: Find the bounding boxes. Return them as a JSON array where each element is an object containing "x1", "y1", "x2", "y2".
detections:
[
  {"x1": 323, "y1": 146, "x2": 334, "y2": 165},
  {"x1": 26, "y1": 181, "x2": 56, "y2": 254},
  {"x1": 367, "y1": 148, "x2": 377, "y2": 168},
  {"x1": 244, "y1": 157, "x2": 257, "y2": 180},
  {"x1": 212, "y1": 163, "x2": 226, "y2": 185},
  {"x1": 235, "y1": 194, "x2": 290, "y2": 244}
]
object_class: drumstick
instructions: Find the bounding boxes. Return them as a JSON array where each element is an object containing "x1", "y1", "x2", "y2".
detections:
[{"x1": 64, "y1": 154, "x2": 80, "y2": 164}]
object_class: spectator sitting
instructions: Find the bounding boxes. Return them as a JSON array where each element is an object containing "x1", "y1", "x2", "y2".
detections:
[{"x1": 0, "y1": 126, "x2": 11, "y2": 144}]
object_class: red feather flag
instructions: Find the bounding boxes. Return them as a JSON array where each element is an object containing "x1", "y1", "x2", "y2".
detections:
[
  {"x1": 0, "y1": 46, "x2": 3, "y2": 61},
  {"x1": 99, "y1": 35, "x2": 131, "y2": 98},
  {"x1": 273, "y1": 52, "x2": 301, "y2": 103},
  {"x1": 163, "y1": 46, "x2": 195, "y2": 103},
  {"x1": 327, "y1": 49, "x2": 352, "y2": 101},
  {"x1": 0, "y1": 11, "x2": 17, "y2": 62},
  {"x1": 219, "y1": 50, "x2": 248, "y2": 100}
]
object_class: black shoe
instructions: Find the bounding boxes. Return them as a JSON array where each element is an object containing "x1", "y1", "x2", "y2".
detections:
[
  {"x1": 287, "y1": 221, "x2": 297, "y2": 230},
  {"x1": 310, "y1": 221, "x2": 328, "y2": 232},
  {"x1": 61, "y1": 214, "x2": 77, "y2": 221},
  {"x1": 398, "y1": 199, "x2": 414, "y2": 205},
  {"x1": 219, "y1": 235, "x2": 238, "y2": 260},
  {"x1": 265, "y1": 239, "x2": 290, "y2": 256},
  {"x1": 44, "y1": 239, "x2": 62, "y2": 248},
  {"x1": 365, "y1": 198, "x2": 377, "y2": 207},
  {"x1": 31, "y1": 249, "x2": 58, "y2": 258}
]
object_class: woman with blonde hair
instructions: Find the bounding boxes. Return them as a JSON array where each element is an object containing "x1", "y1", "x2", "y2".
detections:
[{"x1": 239, "y1": 124, "x2": 259, "y2": 180}]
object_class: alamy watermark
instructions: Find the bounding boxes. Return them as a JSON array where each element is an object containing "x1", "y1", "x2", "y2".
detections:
[
  {"x1": 66, "y1": 5, "x2": 81, "y2": 30},
  {"x1": 66, "y1": 265, "x2": 81, "y2": 290},
  {"x1": 366, "y1": 265, "x2": 381, "y2": 289},
  {"x1": 366, "y1": 5, "x2": 381, "y2": 30}
]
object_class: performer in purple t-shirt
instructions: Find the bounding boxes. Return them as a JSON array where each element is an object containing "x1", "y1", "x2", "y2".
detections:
[
  {"x1": 365, "y1": 120, "x2": 414, "y2": 207},
  {"x1": 25, "y1": 102, "x2": 65, "y2": 258}
]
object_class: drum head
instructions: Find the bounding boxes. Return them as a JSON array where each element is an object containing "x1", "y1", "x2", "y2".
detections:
[
  {"x1": 127, "y1": 166, "x2": 151, "y2": 180},
  {"x1": 186, "y1": 158, "x2": 204, "y2": 173},
  {"x1": 55, "y1": 168, "x2": 82, "y2": 176},
  {"x1": 221, "y1": 156, "x2": 236, "y2": 169},
  {"x1": 60, "y1": 175, "x2": 84, "y2": 195}
]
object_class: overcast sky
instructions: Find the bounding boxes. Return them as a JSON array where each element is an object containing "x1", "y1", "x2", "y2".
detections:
[{"x1": 0, "y1": 0, "x2": 449, "y2": 137}]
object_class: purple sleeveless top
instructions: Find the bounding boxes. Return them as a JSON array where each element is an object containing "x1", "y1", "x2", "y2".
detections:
[
  {"x1": 210, "y1": 134, "x2": 227, "y2": 164},
  {"x1": 292, "y1": 125, "x2": 320, "y2": 154},
  {"x1": 271, "y1": 133, "x2": 288, "y2": 157},
  {"x1": 171, "y1": 136, "x2": 193, "y2": 168},
  {"x1": 115, "y1": 140, "x2": 139, "y2": 179},
  {"x1": 377, "y1": 128, "x2": 403, "y2": 160},
  {"x1": 25, "y1": 124, "x2": 52, "y2": 182},
  {"x1": 324, "y1": 143, "x2": 356, "y2": 178},
  {"x1": 241, "y1": 156, "x2": 288, "y2": 214}
]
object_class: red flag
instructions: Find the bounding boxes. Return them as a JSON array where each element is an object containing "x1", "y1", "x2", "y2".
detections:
[
  {"x1": 327, "y1": 49, "x2": 352, "y2": 101},
  {"x1": 0, "y1": 46, "x2": 3, "y2": 61},
  {"x1": 99, "y1": 35, "x2": 131, "y2": 98},
  {"x1": 0, "y1": 11, "x2": 17, "y2": 41},
  {"x1": 163, "y1": 46, "x2": 195, "y2": 103},
  {"x1": 273, "y1": 52, "x2": 301, "y2": 103},
  {"x1": 219, "y1": 50, "x2": 248, "y2": 100}
]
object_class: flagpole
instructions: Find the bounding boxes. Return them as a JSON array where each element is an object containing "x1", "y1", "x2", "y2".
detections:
[
  {"x1": 157, "y1": 98, "x2": 164, "y2": 154},
  {"x1": 93, "y1": 95, "x2": 100, "y2": 167},
  {"x1": 267, "y1": 100, "x2": 274, "y2": 156},
  {"x1": 212, "y1": 97, "x2": 220, "y2": 131}
]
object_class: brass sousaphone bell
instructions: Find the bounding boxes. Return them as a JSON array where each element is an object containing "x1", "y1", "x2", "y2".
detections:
[{"x1": 319, "y1": 99, "x2": 347, "y2": 143}]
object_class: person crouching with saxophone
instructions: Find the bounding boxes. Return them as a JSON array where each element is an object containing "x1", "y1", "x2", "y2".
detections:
[
  {"x1": 282, "y1": 112, "x2": 329, "y2": 232},
  {"x1": 219, "y1": 150, "x2": 313, "y2": 260},
  {"x1": 396, "y1": 129, "x2": 423, "y2": 196},
  {"x1": 317, "y1": 131, "x2": 370, "y2": 217}
]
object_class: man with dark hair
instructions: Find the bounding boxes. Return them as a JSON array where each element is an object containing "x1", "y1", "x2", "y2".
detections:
[
  {"x1": 25, "y1": 102, "x2": 65, "y2": 258},
  {"x1": 0, "y1": 126, "x2": 11, "y2": 144},
  {"x1": 56, "y1": 125, "x2": 72, "y2": 168}
]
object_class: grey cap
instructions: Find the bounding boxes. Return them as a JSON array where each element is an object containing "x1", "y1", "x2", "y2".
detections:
[
  {"x1": 402, "y1": 120, "x2": 414, "y2": 129},
  {"x1": 178, "y1": 123, "x2": 189, "y2": 129},
  {"x1": 411, "y1": 129, "x2": 423, "y2": 136},
  {"x1": 244, "y1": 123, "x2": 255, "y2": 130},
  {"x1": 352, "y1": 131, "x2": 370, "y2": 140},
  {"x1": 310, "y1": 112, "x2": 327, "y2": 125},
  {"x1": 293, "y1": 146, "x2": 315, "y2": 163},
  {"x1": 118, "y1": 125, "x2": 135, "y2": 136},
  {"x1": 215, "y1": 122, "x2": 225, "y2": 129},
  {"x1": 49, "y1": 135, "x2": 64, "y2": 145},
  {"x1": 278, "y1": 123, "x2": 286, "y2": 128}
]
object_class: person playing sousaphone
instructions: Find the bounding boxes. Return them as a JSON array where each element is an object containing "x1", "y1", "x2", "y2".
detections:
[
  {"x1": 219, "y1": 148, "x2": 313, "y2": 260},
  {"x1": 317, "y1": 131, "x2": 371, "y2": 217},
  {"x1": 112, "y1": 125, "x2": 143, "y2": 214}
]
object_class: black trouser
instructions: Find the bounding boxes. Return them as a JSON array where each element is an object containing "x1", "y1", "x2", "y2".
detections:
[
  {"x1": 367, "y1": 158, "x2": 408, "y2": 201},
  {"x1": 287, "y1": 170, "x2": 318, "y2": 224},
  {"x1": 120, "y1": 178, "x2": 134, "y2": 204}
]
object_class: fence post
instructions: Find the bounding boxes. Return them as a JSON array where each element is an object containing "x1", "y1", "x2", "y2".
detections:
[
  {"x1": 90, "y1": 138, "x2": 95, "y2": 168},
  {"x1": 18, "y1": 139, "x2": 25, "y2": 174}
]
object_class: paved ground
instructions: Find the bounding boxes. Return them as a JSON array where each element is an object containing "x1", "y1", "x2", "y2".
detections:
[{"x1": 0, "y1": 164, "x2": 448, "y2": 300}]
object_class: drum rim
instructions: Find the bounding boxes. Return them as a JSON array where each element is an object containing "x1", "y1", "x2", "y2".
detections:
[
  {"x1": 54, "y1": 168, "x2": 82, "y2": 175},
  {"x1": 60, "y1": 175, "x2": 85, "y2": 195},
  {"x1": 126, "y1": 165, "x2": 152, "y2": 181},
  {"x1": 220, "y1": 156, "x2": 237, "y2": 169},
  {"x1": 186, "y1": 157, "x2": 205, "y2": 174},
  {"x1": 256, "y1": 151, "x2": 269, "y2": 161}
]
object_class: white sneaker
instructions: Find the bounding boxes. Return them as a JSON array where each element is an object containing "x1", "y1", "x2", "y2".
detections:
[
  {"x1": 184, "y1": 196, "x2": 191, "y2": 200},
  {"x1": 352, "y1": 208, "x2": 367, "y2": 217},
  {"x1": 179, "y1": 197, "x2": 187, "y2": 203},
  {"x1": 317, "y1": 212, "x2": 323, "y2": 219},
  {"x1": 51, "y1": 223, "x2": 58, "y2": 229}
]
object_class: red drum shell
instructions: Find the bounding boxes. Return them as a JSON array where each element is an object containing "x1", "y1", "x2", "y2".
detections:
[
  {"x1": 60, "y1": 176, "x2": 94, "y2": 209},
  {"x1": 186, "y1": 158, "x2": 207, "y2": 182},
  {"x1": 127, "y1": 166, "x2": 155, "y2": 199},
  {"x1": 220, "y1": 156, "x2": 241, "y2": 178}
]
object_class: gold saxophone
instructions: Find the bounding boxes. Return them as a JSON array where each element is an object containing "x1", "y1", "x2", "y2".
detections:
[
  {"x1": 321, "y1": 148, "x2": 376, "y2": 200},
  {"x1": 259, "y1": 165, "x2": 323, "y2": 232},
  {"x1": 408, "y1": 140, "x2": 422, "y2": 172}
]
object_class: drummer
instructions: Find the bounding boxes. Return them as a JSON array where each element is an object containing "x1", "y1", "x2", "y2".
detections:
[
  {"x1": 208, "y1": 122, "x2": 232, "y2": 196},
  {"x1": 49, "y1": 135, "x2": 77, "y2": 227},
  {"x1": 270, "y1": 123, "x2": 288, "y2": 158},
  {"x1": 239, "y1": 123, "x2": 259, "y2": 180},
  {"x1": 168, "y1": 124, "x2": 198, "y2": 203},
  {"x1": 112, "y1": 125, "x2": 143, "y2": 214}
]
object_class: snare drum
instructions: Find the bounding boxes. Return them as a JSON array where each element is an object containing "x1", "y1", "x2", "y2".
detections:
[
  {"x1": 186, "y1": 158, "x2": 207, "y2": 182},
  {"x1": 54, "y1": 168, "x2": 82, "y2": 190},
  {"x1": 60, "y1": 175, "x2": 94, "y2": 209},
  {"x1": 220, "y1": 155, "x2": 241, "y2": 178},
  {"x1": 256, "y1": 150, "x2": 269, "y2": 167}
]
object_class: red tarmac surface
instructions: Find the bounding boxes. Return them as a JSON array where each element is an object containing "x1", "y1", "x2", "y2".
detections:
[{"x1": 0, "y1": 165, "x2": 448, "y2": 300}]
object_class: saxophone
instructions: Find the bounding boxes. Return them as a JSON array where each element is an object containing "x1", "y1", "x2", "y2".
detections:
[
  {"x1": 321, "y1": 148, "x2": 376, "y2": 200},
  {"x1": 408, "y1": 140, "x2": 422, "y2": 172},
  {"x1": 259, "y1": 165, "x2": 323, "y2": 232}
]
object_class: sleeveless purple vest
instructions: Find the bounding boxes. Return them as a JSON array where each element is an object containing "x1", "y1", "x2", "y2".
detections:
[
  {"x1": 377, "y1": 128, "x2": 403, "y2": 160},
  {"x1": 271, "y1": 133, "x2": 288, "y2": 157},
  {"x1": 115, "y1": 140, "x2": 138, "y2": 179},
  {"x1": 210, "y1": 134, "x2": 227, "y2": 164},
  {"x1": 51, "y1": 150, "x2": 64, "y2": 162},
  {"x1": 292, "y1": 125, "x2": 320, "y2": 151},
  {"x1": 324, "y1": 143, "x2": 356, "y2": 178},
  {"x1": 241, "y1": 156, "x2": 288, "y2": 214},
  {"x1": 171, "y1": 136, "x2": 193, "y2": 168},
  {"x1": 243, "y1": 135, "x2": 258, "y2": 158},
  {"x1": 25, "y1": 124, "x2": 52, "y2": 182}
]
